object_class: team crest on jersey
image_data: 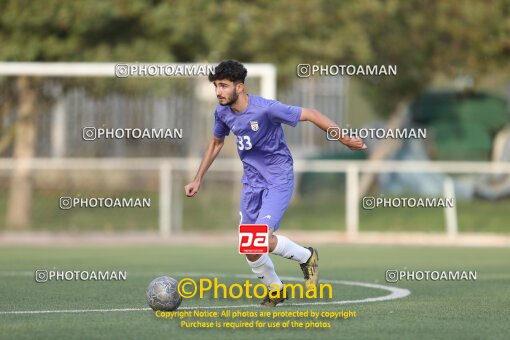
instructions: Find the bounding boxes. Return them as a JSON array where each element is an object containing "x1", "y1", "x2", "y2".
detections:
[{"x1": 250, "y1": 120, "x2": 259, "y2": 131}]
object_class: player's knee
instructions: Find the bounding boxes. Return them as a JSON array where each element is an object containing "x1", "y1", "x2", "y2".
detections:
[
  {"x1": 268, "y1": 234, "x2": 278, "y2": 252},
  {"x1": 245, "y1": 254, "x2": 262, "y2": 262}
]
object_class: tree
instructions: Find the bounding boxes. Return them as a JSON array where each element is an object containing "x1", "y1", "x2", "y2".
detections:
[
  {"x1": 1, "y1": 0, "x2": 509, "y2": 227},
  {"x1": 0, "y1": 0, "x2": 176, "y2": 228}
]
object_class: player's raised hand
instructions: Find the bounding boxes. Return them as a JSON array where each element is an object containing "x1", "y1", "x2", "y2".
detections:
[
  {"x1": 299, "y1": 109, "x2": 367, "y2": 150},
  {"x1": 340, "y1": 135, "x2": 367, "y2": 150},
  {"x1": 184, "y1": 181, "x2": 201, "y2": 197}
]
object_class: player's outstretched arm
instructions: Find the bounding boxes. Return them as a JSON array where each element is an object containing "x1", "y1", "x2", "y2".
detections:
[
  {"x1": 299, "y1": 108, "x2": 367, "y2": 150},
  {"x1": 184, "y1": 136, "x2": 225, "y2": 197}
]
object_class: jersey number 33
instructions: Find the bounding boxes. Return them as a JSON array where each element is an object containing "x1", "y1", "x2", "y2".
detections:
[{"x1": 237, "y1": 135, "x2": 252, "y2": 151}]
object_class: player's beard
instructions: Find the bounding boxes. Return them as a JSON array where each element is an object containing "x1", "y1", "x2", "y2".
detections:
[{"x1": 220, "y1": 90, "x2": 239, "y2": 107}]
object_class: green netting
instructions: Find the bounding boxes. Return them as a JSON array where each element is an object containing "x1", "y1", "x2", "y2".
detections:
[
  {"x1": 410, "y1": 91, "x2": 508, "y2": 160},
  {"x1": 298, "y1": 149, "x2": 367, "y2": 195}
]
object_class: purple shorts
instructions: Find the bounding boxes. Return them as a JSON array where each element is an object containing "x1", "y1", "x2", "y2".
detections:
[{"x1": 239, "y1": 181, "x2": 294, "y2": 231}]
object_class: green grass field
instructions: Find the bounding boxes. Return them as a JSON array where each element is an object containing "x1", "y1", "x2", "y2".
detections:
[{"x1": 0, "y1": 245, "x2": 508, "y2": 339}]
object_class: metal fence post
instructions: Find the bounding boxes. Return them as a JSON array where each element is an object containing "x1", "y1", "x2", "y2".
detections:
[
  {"x1": 346, "y1": 164, "x2": 359, "y2": 238},
  {"x1": 443, "y1": 176, "x2": 458, "y2": 237},
  {"x1": 159, "y1": 161, "x2": 172, "y2": 237}
]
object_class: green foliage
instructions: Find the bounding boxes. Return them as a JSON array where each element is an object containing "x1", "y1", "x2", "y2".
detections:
[{"x1": 1, "y1": 0, "x2": 509, "y2": 114}]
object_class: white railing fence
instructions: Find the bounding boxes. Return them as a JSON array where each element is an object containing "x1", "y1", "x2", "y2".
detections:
[{"x1": 1, "y1": 158, "x2": 509, "y2": 237}]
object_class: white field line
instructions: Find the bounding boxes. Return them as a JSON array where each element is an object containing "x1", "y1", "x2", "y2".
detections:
[{"x1": 0, "y1": 272, "x2": 410, "y2": 315}]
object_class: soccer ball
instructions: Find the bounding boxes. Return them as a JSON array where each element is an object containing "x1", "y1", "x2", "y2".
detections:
[{"x1": 146, "y1": 276, "x2": 183, "y2": 311}]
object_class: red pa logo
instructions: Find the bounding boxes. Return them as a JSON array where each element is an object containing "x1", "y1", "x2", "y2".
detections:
[{"x1": 238, "y1": 224, "x2": 269, "y2": 254}]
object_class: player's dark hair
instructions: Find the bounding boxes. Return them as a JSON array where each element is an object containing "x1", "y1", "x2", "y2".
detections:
[{"x1": 208, "y1": 60, "x2": 247, "y2": 83}]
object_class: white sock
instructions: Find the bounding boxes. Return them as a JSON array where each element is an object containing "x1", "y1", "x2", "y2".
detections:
[
  {"x1": 271, "y1": 235, "x2": 312, "y2": 264},
  {"x1": 246, "y1": 254, "x2": 283, "y2": 290}
]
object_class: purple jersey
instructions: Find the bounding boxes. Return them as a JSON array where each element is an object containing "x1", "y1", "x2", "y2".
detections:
[{"x1": 213, "y1": 94, "x2": 302, "y2": 187}]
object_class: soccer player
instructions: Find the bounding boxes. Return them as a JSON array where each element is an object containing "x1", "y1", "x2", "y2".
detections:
[{"x1": 184, "y1": 60, "x2": 366, "y2": 307}]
